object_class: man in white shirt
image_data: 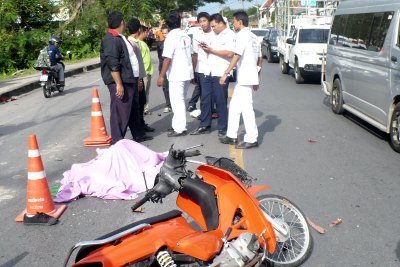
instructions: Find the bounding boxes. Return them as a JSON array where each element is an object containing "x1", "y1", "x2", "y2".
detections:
[
  {"x1": 157, "y1": 11, "x2": 194, "y2": 137},
  {"x1": 196, "y1": 13, "x2": 235, "y2": 137},
  {"x1": 190, "y1": 12, "x2": 216, "y2": 135},
  {"x1": 219, "y1": 11, "x2": 263, "y2": 149}
]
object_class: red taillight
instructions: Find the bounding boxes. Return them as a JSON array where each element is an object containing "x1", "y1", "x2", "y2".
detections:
[{"x1": 42, "y1": 70, "x2": 47, "y2": 74}]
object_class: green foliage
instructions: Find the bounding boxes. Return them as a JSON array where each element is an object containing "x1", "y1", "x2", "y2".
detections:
[{"x1": 0, "y1": 0, "x2": 226, "y2": 75}]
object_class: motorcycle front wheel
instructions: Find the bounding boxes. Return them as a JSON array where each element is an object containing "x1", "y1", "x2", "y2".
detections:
[{"x1": 257, "y1": 194, "x2": 312, "y2": 267}]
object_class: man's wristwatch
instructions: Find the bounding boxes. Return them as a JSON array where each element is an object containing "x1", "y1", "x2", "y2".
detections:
[{"x1": 224, "y1": 70, "x2": 230, "y2": 75}]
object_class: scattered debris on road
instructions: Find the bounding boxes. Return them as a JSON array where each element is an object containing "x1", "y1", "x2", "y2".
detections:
[
  {"x1": 0, "y1": 95, "x2": 17, "y2": 103},
  {"x1": 133, "y1": 207, "x2": 143, "y2": 213},
  {"x1": 330, "y1": 218, "x2": 343, "y2": 227},
  {"x1": 306, "y1": 217, "x2": 326, "y2": 234},
  {"x1": 308, "y1": 138, "x2": 317, "y2": 143}
]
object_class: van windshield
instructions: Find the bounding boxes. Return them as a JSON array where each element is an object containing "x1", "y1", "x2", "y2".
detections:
[{"x1": 299, "y1": 29, "x2": 329, "y2": 43}]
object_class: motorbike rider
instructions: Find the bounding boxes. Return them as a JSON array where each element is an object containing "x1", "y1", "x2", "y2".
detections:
[{"x1": 48, "y1": 36, "x2": 65, "y2": 86}]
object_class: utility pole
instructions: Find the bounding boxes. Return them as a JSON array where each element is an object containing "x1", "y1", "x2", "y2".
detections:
[{"x1": 256, "y1": 0, "x2": 259, "y2": 22}]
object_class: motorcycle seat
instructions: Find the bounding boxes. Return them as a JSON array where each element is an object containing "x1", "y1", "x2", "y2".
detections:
[
  {"x1": 75, "y1": 210, "x2": 182, "y2": 262},
  {"x1": 35, "y1": 66, "x2": 56, "y2": 71}
]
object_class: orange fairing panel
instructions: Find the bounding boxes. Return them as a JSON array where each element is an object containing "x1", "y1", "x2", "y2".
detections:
[
  {"x1": 74, "y1": 217, "x2": 194, "y2": 267},
  {"x1": 247, "y1": 185, "x2": 270, "y2": 196},
  {"x1": 174, "y1": 229, "x2": 224, "y2": 261},
  {"x1": 195, "y1": 165, "x2": 276, "y2": 254},
  {"x1": 73, "y1": 217, "x2": 222, "y2": 266},
  {"x1": 176, "y1": 193, "x2": 208, "y2": 231}
]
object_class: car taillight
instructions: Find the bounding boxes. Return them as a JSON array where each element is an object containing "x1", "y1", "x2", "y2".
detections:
[{"x1": 42, "y1": 70, "x2": 47, "y2": 74}]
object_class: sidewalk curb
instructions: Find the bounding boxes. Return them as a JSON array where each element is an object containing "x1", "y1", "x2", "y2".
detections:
[{"x1": 0, "y1": 62, "x2": 101, "y2": 98}]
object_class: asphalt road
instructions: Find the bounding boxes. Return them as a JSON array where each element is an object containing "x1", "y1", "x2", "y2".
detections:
[{"x1": 0, "y1": 54, "x2": 399, "y2": 266}]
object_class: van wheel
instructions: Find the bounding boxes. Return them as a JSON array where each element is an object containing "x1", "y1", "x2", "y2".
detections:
[
  {"x1": 389, "y1": 103, "x2": 400, "y2": 153},
  {"x1": 280, "y1": 56, "x2": 288, "y2": 74},
  {"x1": 294, "y1": 60, "x2": 305, "y2": 84},
  {"x1": 331, "y1": 78, "x2": 344, "y2": 114}
]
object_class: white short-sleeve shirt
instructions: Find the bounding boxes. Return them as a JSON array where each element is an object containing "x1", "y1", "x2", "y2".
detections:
[
  {"x1": 233, "y1": 27, "x2": 260, "y2": 86},
  {"x1": 120, "y1": 35, "x2": 139, "y2": 78},
  {"x1": 163, "y1": 29, "x2": 194, "y2": 82},
  {"x1": 192, "y1": 30, "x2": 214, "y2": 75},
  {"x1": 208, "y1": 27, "x2": 235, "y2": 77}
]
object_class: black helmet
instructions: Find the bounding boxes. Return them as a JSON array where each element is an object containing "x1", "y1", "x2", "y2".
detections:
[{"x1": 48, "y1": 36, "x2": 62, "y2": 45}]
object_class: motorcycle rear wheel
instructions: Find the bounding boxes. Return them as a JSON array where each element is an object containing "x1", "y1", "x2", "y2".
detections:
[
  {"x1": 43, "y1": 85, "x2": 51, "y2": 98},
  {"x1": 257, "y1": 194, "x2": 312, "y2": 267}
]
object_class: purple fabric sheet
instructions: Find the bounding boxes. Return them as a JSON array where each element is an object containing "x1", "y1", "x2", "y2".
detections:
[{"x1": 54, "y1": 139, "x2": 167, "y2": 202}]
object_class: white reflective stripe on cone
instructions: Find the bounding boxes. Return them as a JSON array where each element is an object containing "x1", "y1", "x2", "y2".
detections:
[
  {"x1": 92, "y1": 98, "x2": 100, "y2": 103},
  {"x1": 28, "y1": 171, "x2": 46, "y2": 180},
  {"x1": 28, "y1": 150, "x2": 40, "y2": 157},
  {"x1": 91, "y1": 111, "x2": 102, "y2": 116}
]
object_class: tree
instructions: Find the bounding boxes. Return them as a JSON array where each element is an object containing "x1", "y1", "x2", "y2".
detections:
[
  {"x1": 0, "y1": 0, "x2": 228, "y2": 74},
  {"x1": 0, "y1": 0, "x2": 56, "y2": 31}
]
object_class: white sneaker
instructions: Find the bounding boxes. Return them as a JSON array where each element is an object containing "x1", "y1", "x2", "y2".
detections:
[
  {"x1": 190, "y1": 109, "x2": 201, "y2": 118},
  {"x1": 163, "y1": 107, "x2": 171, "y2": 113}
]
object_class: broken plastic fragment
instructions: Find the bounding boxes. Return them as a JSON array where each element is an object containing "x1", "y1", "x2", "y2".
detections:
[
  {"x1": 306, "y1": 217, "x2": 326, "y2": 234},
  {"x1": 133, "y1": 208, "x2": 143, "y2": 213},
  {"x1": 330, "y1": 218, "x2": 342, "y2": 227}
]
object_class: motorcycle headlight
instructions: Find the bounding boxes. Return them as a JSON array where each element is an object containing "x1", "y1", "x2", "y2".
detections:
[{"x1": 271, "y1": 46, "x2": 277, "y2": 51}]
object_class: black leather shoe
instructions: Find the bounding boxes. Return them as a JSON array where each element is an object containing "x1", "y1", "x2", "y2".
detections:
[
  {"x1": 143, "y1": 124, "x2": 155, "y2": 132},
  {"x1": 167, "y1": 131, "x2": 187, "y2": 137},
  {"x1": 187, "y1": 105, "x2": 196, "y2": 112},
  {"x1": 219, "y1": 136, "x2": 237, "y2": 145},
  {"x1": 134, "y1": 135, "x2": 153, "y2": 142},
  {"x1": 218, "y1": 130, "x2": 226, "y2": 137},
  {"x1": 190, "y1": 126, "x2": 211, "y2": 135},
  {"x1": 167, "y1": 127, "x2": 174, "y2": 132},
  {"x1": 235, "y1": 141, "x2": 258, "y2": 149}
]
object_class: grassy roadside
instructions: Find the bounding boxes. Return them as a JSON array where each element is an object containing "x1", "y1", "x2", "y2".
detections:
[{"x1": 0, "y1": 52, "x2": 100, "y2": 82}]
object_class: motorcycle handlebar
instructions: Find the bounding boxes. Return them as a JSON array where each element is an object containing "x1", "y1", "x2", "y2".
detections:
[{"x1": 131, "y1": 194, "x2": 150, "y2": 212}]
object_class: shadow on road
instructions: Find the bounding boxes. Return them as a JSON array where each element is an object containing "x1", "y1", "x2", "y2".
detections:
[
  {"x1": 396, "y1": 240, "x2": 400, "y2": 260},
  {"x1": 343, "y1": 112, "x2": 387, "y2": 141},
  {"x1": 52, "y1": 85, "x2": 100, "y2": 97},
  {"x1": 322, "y1": 95, "x2": 331, "y2": 108},
  {"x1": 258, "y1": 114, "x2": 281, "y2": 145},
  {"x1": 0, "y1": 106, "x2": 89, "y2": 137},
  {"x1": 0, "y1": 252, "x2": 29, "y2": 267}
]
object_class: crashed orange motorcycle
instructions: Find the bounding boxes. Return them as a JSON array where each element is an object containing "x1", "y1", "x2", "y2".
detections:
[{"x1": 64, "y1": 145, "x2": 312, "y2": 267}]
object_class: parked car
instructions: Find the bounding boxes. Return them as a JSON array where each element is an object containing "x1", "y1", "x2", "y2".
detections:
[
  {"x1": 261, "y1": 28, "x2": 278, "y2": 63},
  {"x1": 250, "y1": 27, "x2": 272, "y2": 44},
  {"x1": 323, "y1": 0, "x2": 400, "y2": 153}
]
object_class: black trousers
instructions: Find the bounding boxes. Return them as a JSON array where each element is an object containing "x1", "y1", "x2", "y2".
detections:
[
  {"x1": 188, "y1": 72, "x2": 201, "y2": 108},
  {"x1": 163, "y1": 77, "x2": 171, "y2": 108},
  {"x1": 139, "y1": 78, "x2": 147, "y2": 126},
  {"x1": 108, "y1": 82, "x2": 143, "y2": 144}
]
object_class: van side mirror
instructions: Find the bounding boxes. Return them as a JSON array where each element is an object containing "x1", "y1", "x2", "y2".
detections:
[{"x1": 286, "y1": 38, "x2": 294, "y2": 45}]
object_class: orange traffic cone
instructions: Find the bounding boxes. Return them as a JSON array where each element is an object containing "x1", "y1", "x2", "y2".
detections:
[
  {"x1": 83, "y1": 88, "x2": 112, "y2": 146},
  {"x1": 15, "y1": 134, "x2": 67, "y2": 222}
]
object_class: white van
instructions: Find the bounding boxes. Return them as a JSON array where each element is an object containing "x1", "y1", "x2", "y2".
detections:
[{"x1": 323, "y1": 0, "x2": 400, "y2": 153}]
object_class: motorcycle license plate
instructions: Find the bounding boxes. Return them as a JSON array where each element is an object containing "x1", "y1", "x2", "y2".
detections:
[{"x1": 40, "y1": 74, "x2": 48, "y2": 82}]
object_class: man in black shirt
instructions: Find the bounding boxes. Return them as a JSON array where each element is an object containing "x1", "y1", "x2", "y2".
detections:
[{"x1": 100, "y1": 12, "x2": 151, "y2": 144}]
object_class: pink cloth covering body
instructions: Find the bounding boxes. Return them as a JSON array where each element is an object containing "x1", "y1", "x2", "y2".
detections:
[{"x1": 54, "y1": 139, "x2": 167, "y2": 202}]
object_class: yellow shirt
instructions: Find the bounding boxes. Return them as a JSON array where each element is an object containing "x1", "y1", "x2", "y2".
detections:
[{"x1": 137, "y1": 40, "x2": 154, "y2": 76}]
